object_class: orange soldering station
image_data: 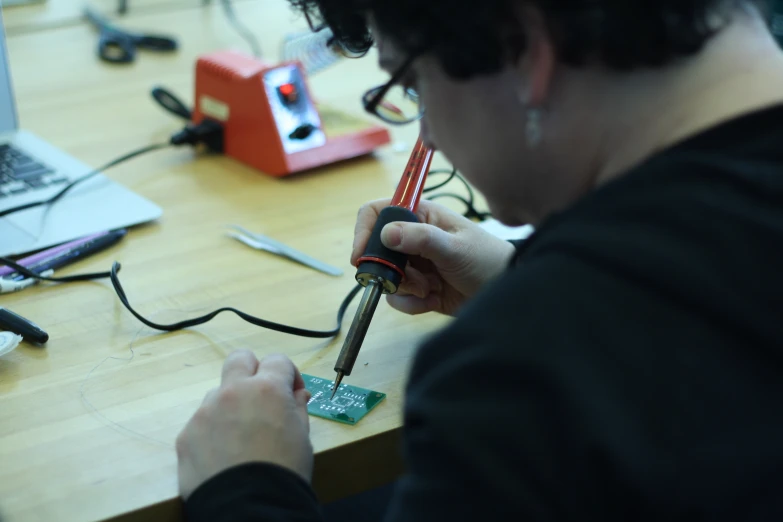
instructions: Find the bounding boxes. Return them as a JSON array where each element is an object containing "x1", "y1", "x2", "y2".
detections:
[{"x1": 191, "y1": 50, "x2": 391, "y2": 177}]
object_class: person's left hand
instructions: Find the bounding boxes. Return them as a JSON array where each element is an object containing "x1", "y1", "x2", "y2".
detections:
[{"x1": 176, "y1": 350, "x2": 313, "y2": 500}]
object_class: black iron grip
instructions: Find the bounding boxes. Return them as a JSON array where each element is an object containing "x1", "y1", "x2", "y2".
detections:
[{"x1": 356, "y1": 206, "x2": 419, "y2": 293}]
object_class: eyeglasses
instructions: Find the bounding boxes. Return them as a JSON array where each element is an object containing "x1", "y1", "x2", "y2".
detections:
[
  {"x1": 303, "y1": 9, "x2": 326, "y2": 33},
  {"x1": 303, "y1": 11, "x2": 424, "y2": 125},
  {"x1": 303, "y1": 10, "x2": 366, "y2": 58},
  {"x1": 362, "y1": 54, "x2": 424, "y2": 125}
]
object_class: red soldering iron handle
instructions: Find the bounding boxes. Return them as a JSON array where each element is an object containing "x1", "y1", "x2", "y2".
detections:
[
  {"x1": 390, "y1": 137, "x2": 435, "y2": 213},
  {"x1": 355, "y1": 136, "x2": 434, "y2": 294}
]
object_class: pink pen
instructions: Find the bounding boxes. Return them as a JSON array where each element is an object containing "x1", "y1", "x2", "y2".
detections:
[{"x1": 0, "y1": 231, "x2": 110, "y2": 278}]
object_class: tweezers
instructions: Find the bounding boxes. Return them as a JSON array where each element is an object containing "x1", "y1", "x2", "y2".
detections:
[{"x1": 226, "y1": 224, "x2": 344, "y2": 277}]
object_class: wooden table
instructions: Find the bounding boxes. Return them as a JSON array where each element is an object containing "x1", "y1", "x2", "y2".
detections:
[{"x1": 0, "y1": 2, "x2": 456, "y2": 520}]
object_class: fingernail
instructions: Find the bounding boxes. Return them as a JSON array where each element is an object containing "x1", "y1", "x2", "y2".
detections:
[{"x1": 381, "y1": 224, "x2": 402, "y2": 248}]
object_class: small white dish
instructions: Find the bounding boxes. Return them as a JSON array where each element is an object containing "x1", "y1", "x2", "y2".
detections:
[{"x1": 0, "y1": 331, "x2": 23, "y2": 357}]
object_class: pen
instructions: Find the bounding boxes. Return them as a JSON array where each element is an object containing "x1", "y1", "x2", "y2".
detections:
[
  {"x1": 8, "y1": 229, "x2": 127, "y2": 281},
  {"x1": 0, "y1": 307, "x2": 49, "y2": 344},
  {"x1": 0, "y1": 230, "x2": 110, "y2": 278}
]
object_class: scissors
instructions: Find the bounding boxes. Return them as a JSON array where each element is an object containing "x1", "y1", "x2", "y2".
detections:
[{"x1": 84, "y1": 7, "x2": 178, "y2": 64}]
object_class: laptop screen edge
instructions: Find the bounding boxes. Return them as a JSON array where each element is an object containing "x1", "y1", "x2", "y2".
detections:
[{"x1": 0, "y1": 6, "x2": 21, "y2": 134}]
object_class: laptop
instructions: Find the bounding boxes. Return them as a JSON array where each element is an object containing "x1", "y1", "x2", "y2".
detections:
[{"x1": 0, "y1": 9, "x2": 161, "y2": 258}]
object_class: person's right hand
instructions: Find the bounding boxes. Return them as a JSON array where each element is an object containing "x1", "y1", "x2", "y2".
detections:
[{"x1": 351, "y1": 199, "x2": 517, "y2": 316}]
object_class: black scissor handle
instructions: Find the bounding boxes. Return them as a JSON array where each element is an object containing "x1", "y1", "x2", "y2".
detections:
[
  {"x1": 134, "y1": 35, "x2": 178, "y2": 52},
  {"x1": 98, "y1": 32, "x2": 136, "y2": 63}
]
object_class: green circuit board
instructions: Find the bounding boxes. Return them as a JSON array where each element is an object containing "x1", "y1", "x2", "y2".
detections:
[{"x1": 302, "y1": 374, "x2": 386, "y2": 426}]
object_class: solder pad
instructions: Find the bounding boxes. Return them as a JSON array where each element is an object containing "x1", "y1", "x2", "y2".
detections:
[{"x1": 302, "y1": 374, "x2": 386, "y2": 425}]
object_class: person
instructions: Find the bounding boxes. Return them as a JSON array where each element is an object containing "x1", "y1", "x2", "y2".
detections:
[{"x1": 175, "y1": 0, "x2": 783, "y2": 519}]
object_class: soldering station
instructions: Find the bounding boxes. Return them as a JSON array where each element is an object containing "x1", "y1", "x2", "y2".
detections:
[
  {"x1": 0, "y1": 1, "x2": 486, "y2": 410},
  {"x1": 191, "y1": 49, "x2": 391, "y2": 176}
]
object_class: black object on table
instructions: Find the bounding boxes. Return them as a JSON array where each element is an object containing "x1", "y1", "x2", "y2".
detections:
[{"x1": 84, "y1": 6, "x2": 178, "y2": 64}]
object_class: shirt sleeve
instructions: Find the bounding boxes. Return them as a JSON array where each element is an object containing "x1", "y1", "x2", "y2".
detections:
[{"x1": 184, "y1": 462, "x2": 324, "y2": 522}]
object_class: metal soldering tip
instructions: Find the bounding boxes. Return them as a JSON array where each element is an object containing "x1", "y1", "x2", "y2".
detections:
[{"x1": 330, "y1": 371, "x2": 344, "y2": 400}]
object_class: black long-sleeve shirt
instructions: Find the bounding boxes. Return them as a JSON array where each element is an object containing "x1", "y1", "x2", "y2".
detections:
[{"x1": 185, "y1": 104, "x2": 783, "y2": 521}]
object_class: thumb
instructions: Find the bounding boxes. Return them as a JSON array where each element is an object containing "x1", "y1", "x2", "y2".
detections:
[{"x1": 381, "y1": 222, "x2": 455, "y2": 266}]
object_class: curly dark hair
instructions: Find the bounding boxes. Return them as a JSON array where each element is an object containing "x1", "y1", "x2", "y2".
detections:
[{"x1": 287, "y1": 0, "x2": 768, "y2": 78}]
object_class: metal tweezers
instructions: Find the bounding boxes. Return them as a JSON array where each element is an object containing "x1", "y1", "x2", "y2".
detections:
[{"x1": 226, "y1": 224, "x2": 343, "y2": 277}]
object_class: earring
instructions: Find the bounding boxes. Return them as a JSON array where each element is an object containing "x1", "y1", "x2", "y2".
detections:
[{"x1": 526, "y1": 108, "x2": 543, "y2": 148}]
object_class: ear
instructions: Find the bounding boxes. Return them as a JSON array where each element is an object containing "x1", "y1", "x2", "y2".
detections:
[{"x1": 514, "y1": 5, "x2": 556, "y2": 107}]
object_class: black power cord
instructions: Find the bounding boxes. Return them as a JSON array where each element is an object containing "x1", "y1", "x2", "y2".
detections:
[
  {"x1": 422, "y1": 168, "x2": 458, "y2": 193},
  {"x1": 423, "y1": 167, "x2": 490, "y2": 221},
  {"x1": 0, "y1": 169, "x2": 472, "y2": 339},
  {"x1": 0, "y1": 119, "x2": 224, "y2": 220},
  {"x1": 0, "y1": 112, "x2": 361, "y2": 340},
  {"x1": 0, "y1": 256, "x2": 363, "y2": 338},
  {"x1": 428, "y1": 193, "x2": 489, "y2": 221},
  {"x1": 0, "y1": 169, "x2": 479, "y2": 341},
  {"x1": 110, "y1": 262, "x2": 361, "y2": 336},
  {"x1": 0, "y1": 256, "x2": 113, "y2": 283},
  {"x1": 0, "y1": 143, "x2": 170, "y2": 219},
  {"x1": 151, "y1": 86, "x2": 192, "y2": 120}
]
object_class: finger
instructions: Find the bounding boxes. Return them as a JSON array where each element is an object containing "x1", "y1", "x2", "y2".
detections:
[
  {"x1": 408, "y1": 254, "x2": 437, "y2": 274},
  {"x1": 295, "y1": 388, "x2": 312, "y2": 409},
  {"x1": 176, "y1": 421, "x2": 200, "y2": 500},
  {"x1": 293, "y1": 368, "x2": 306, "y2": 393},
  {"x1": 351, "y1": 199, "x2": 390, "y2": 266},
  {"x1": 177, "y1": 451, "x2": 198, "y2": 500},
  {"x1": 221, "y1": 349, "x2": 259, "y2": 386},
  {"x1": 254, "y1": 353, "x2": 299, "y2": 389},
  {"x1": 411, "y1": 271, "x2": 443, "y2": 296},
  {"x1": 380, "y1": 222, "x2": 457, "y2": 268},
  {"x1": 351, "y1": 197, "x2": 462, "y2": 267},
  {"x1": 386, "y1": 293, "x2": 441, "y2": 315},
  {"x1": 409, "y1": 198, "x2": 469, "y2": 232},
  {"x1": 200, "y1": 387, "x2": 219, "y2": 406},
  {"x1": 397, "y1": 265, "x2": 431, "y2": 299},
  {"x1": 428, "y1": 271, "x2": 444, "y2": 290},
  {"x1": 294, "y1": 388, "x2": 312, "y2": 433}
]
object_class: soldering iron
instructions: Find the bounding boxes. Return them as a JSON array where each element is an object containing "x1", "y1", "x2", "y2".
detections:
[{"x1": 331, "y1": 136, "x2": 434, "y2": 398}]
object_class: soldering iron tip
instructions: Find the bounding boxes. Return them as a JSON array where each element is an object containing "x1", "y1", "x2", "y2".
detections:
[{"x1": 330, "y1": 372, "x2": 344, "y2": 400}]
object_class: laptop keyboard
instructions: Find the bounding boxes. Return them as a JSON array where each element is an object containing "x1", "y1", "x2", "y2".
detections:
[{"x1": 0, "y1": 144, "x2": 68, "y2": 198}]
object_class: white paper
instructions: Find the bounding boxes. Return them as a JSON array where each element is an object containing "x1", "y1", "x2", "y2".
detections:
[{"x1": 478, "y1": 218, "x2": 535, "y2": 241}]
